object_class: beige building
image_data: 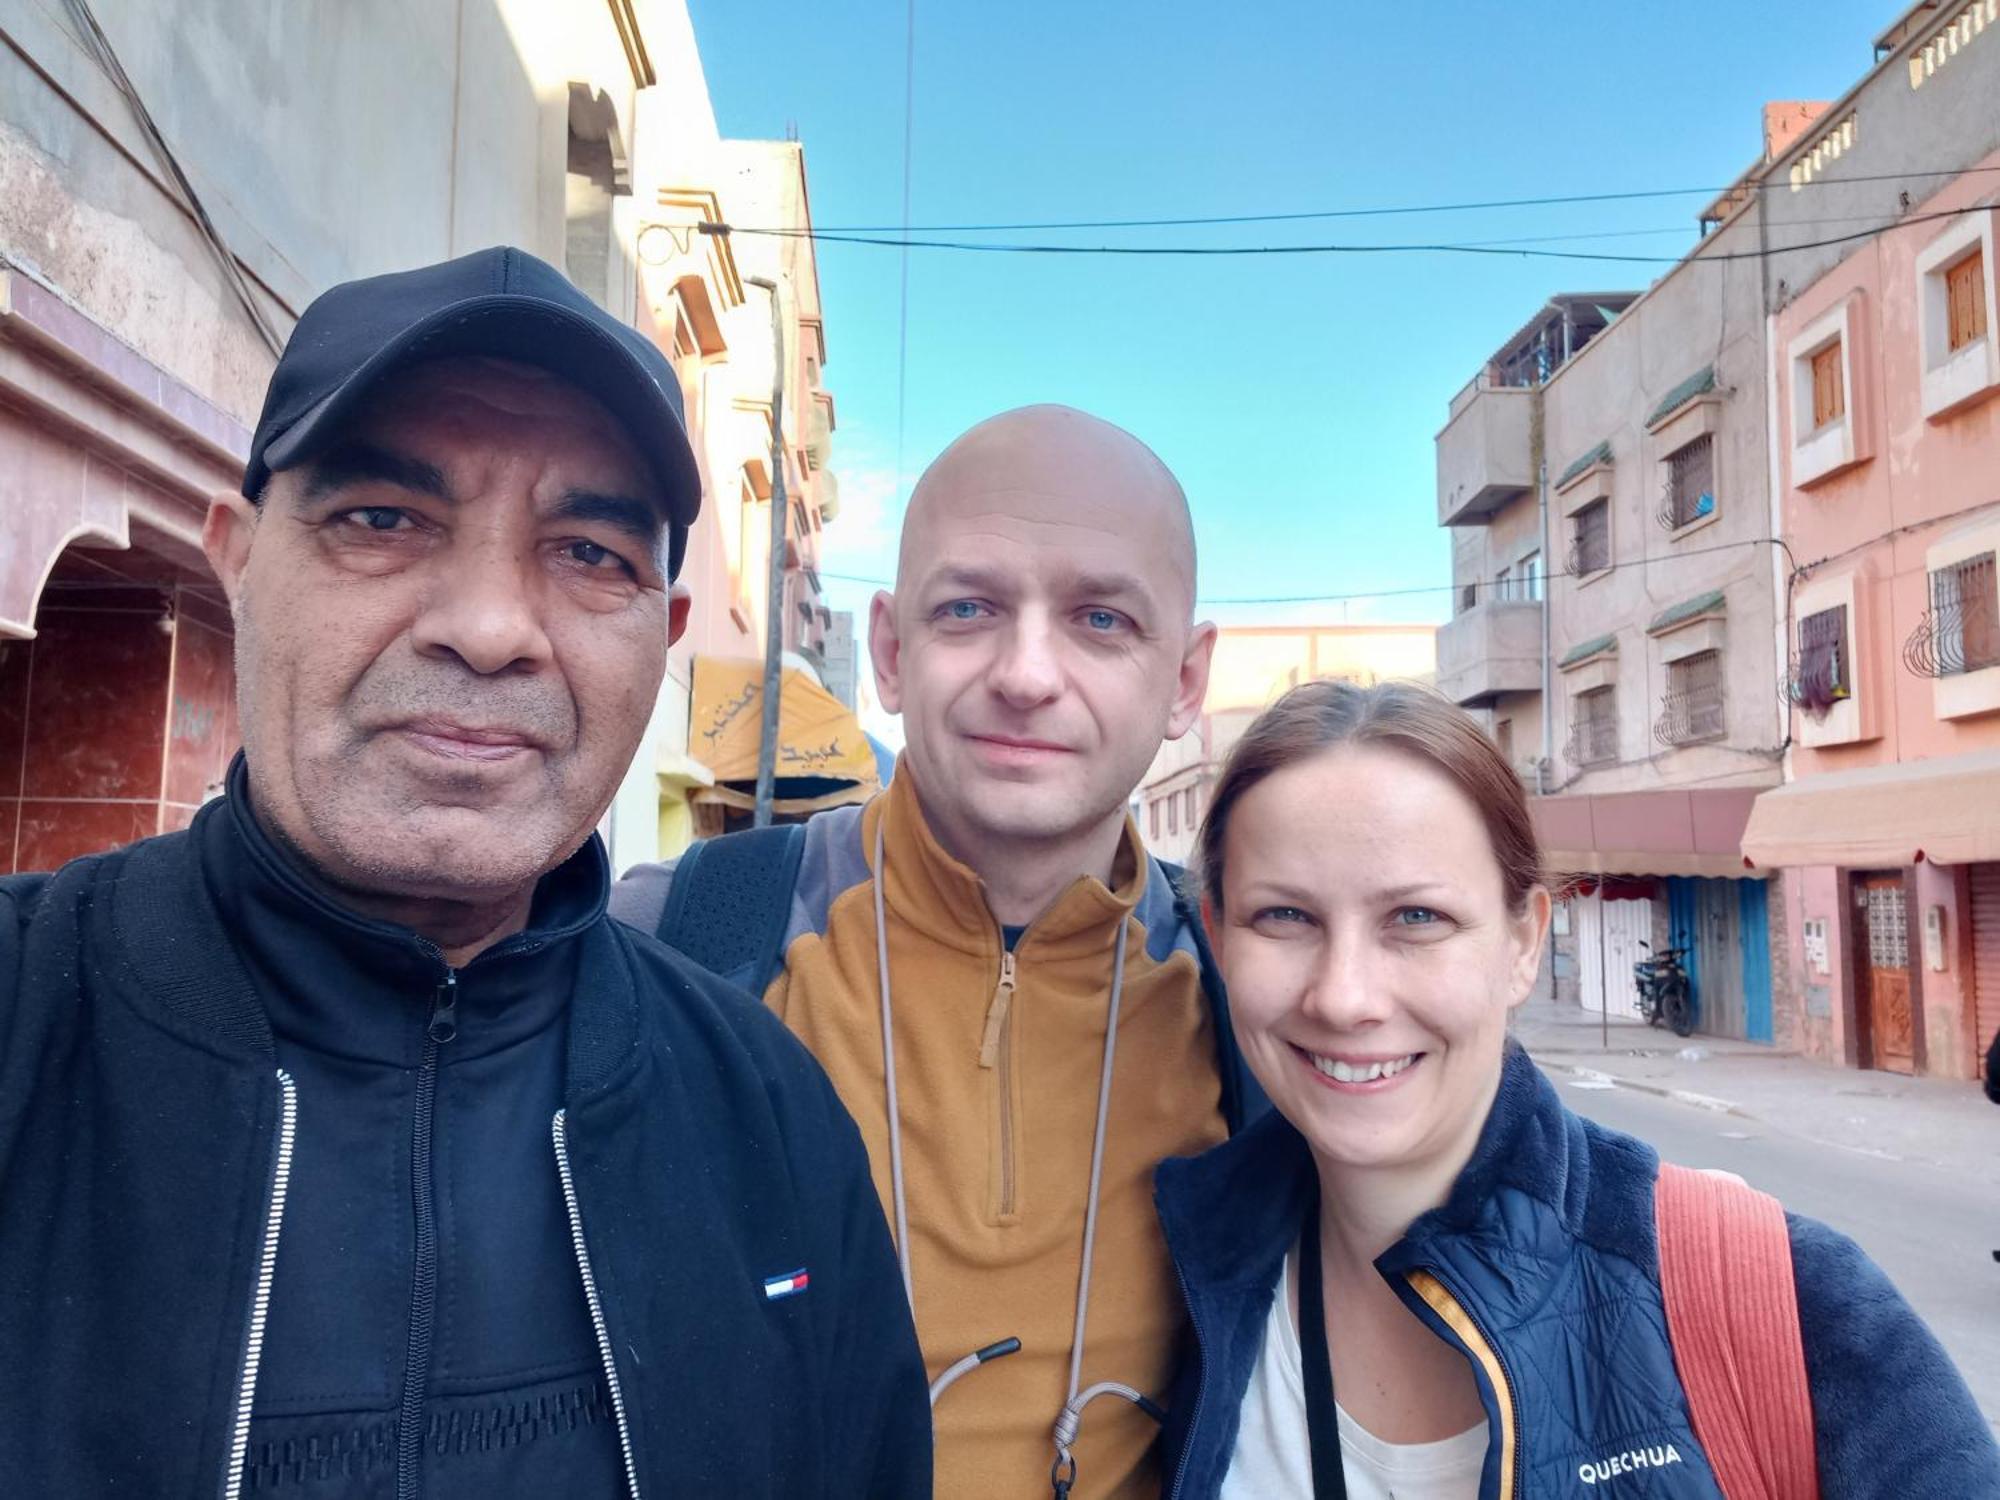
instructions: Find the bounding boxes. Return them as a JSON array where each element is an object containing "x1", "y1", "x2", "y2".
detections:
[
  {"x1": 1137, "y1": 623, "x2": 1437, "y2": 865},
  {"x1": 1434, "y1": 105, "x2": 1844, "y2": 1040}
]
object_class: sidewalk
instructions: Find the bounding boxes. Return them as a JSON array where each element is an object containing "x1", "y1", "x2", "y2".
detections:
[{"x1": 1512, "y1": 999, "x2": 1999, "y2": 1190}]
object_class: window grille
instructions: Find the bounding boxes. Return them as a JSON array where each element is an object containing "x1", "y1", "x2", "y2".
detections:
[
  {"x1": 1810, "y1": 342, "x2": 1846, "y2": 429},
  {"x1": 1947, "y1": 249, "x2": 1987, "y2": 354},
  {"x1": 1904, "y1": 552, "x2": 2000, "y2": 677},
  {"x1": 1659, "y1": 435, "x2": 1716, "y2": 531},
  {"x1": 1789, "y1": 606, "x2": 1850, "y2": 717},
  {"x1": 1656, "y1": 650, "x2": 1726, "y2": 746},
  {"x1": 1866, "y1": 884, "x2": 1908, "y2": 969},
  {"x1": 1568, "y1": 501, "x2": 1610, "y2": 576},
  {"x1": 1566, "y1": 688, "x2": 1617, "y2": 766}
]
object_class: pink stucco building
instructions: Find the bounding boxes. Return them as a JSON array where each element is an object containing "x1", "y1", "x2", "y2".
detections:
[{"x1": 1746, "y1": 138, "x2": 2000, "y2": 1082}]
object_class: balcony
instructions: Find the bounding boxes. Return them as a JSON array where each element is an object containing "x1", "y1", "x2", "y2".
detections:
[
  {"x1": 1436, "y1": 382, "x2": 1535, "y2": 527},
  {"x1": 1436, "y1": 599, "x2": 1543, "y2": 707}
]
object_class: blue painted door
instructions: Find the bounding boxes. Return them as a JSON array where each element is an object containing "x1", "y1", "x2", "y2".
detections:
[{"x1": 1739, "y1": 879, "x2": 1774, "y2": 1044}]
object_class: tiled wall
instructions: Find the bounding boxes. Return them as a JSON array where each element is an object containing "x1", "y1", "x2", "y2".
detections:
[{"x1": 0, "y1": 563, "x2": 236, "y2": 874}]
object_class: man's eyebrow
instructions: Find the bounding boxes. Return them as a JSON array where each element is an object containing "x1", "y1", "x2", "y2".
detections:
[
  {"x1": 300, "y1": 443, "x2": 448, "y2": 502},
  {"x1": 1068, "y1": 570, "x2": 1154, "y2": 603},
  {"x1": 550, "y1": 491, "x2": 667, "y2": 552},
  {"x1": 922, "y1": 564, "x2": 1015, "y2": 595}
]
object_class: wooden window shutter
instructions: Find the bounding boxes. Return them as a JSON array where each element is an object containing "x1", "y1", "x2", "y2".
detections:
[{"x1": 1948, "y1": 250, "x2": 1987, "y2": 354}]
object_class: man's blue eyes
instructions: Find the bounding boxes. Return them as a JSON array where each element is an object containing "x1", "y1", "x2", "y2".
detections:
[{"x1": 938, "y1": 602, "x2": 1124, "y2": 629}]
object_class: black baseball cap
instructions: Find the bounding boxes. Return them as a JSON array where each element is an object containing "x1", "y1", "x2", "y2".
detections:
[{"x1": 245, "y1": 246, "x2": 702, "y2": 578}]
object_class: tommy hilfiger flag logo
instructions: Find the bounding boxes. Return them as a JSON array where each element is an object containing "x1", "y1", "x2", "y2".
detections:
[{"x1": 763, "y1": 1268, "x2": 809, "y2": 1300}]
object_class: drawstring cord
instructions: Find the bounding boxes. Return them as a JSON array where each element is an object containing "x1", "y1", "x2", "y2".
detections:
[{"x1": 871, "y1": 808, "x2": 1156, "y2": 1497}]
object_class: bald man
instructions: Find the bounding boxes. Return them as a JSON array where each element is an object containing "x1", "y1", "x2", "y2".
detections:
[{"x1": 613, "y1": 406, "x2": 1267, "y2": 1499}]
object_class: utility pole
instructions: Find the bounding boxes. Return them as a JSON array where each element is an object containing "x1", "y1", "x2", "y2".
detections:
[{"x1": 745, "y1": 275, "x2": 788, "y2": 829}]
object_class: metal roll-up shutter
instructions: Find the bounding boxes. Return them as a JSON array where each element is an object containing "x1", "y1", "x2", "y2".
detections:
[{"x1": 1970, "y1": 863, "x2": 2000, "y2": 1053}]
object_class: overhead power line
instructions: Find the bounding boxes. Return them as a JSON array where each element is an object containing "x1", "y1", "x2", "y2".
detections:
[
  {"x1": 819, "y1": 533, "x2": 1793, "y2": 607},
  {"x1": 701, "y1": 202, "x2": 1980, "y2": 266},
  {"x1": 722, "y1": 165, "x2": 2000, "y2": 236}
]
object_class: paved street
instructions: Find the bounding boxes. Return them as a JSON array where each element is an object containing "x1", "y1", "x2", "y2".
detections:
[{"x1": 1515, "y1": 1003, "x2": 2000, "y2": 1432}]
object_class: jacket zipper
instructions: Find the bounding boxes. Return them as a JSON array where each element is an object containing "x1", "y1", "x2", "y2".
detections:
[
  {"x1": 553, "y1": 1108, "x2": 642, "y2": 1500},
  {"x1": 977, "y1": 950, "x2": 1019, "y2": 1218},
  {"x1": 1165, "y1": 1257, "x2": 1209, "y2": 1500},
  {"x1": 1405, "y1": 1266, "x2": 1524, "y2": 1500},
  {"x1": 393, "y1": 971, "x2": 458, "y2": 1500},
  {"x1": 221, "y1": 1069, "x2": 297, "y2": 1500}
]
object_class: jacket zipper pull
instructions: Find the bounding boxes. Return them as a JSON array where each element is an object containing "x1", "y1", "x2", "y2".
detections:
[
  {"x1": 427, "y1": 969, "x2": 459, "y2": 1045},
  {"x1": 978, "y1": 950, "x2": 1017, "y2": 1068}
]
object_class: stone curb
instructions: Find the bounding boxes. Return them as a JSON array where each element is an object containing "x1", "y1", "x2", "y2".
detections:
[{"x1": 1542, "y1": 1060, "x2": 1751, "y2": 1119}]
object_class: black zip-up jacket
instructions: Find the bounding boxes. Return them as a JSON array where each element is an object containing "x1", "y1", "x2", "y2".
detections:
[{"x1": 0, "y1": 780, "x2": 931, "y2": 1498}]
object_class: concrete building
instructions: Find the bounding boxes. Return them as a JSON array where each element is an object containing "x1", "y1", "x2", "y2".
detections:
[
  {"x1": 1434, "y1": 104, "x2": 1845, "y2": 1036},
  {"x1": 1437, "y1": 0, "x2": 2000, "y2": 1075},
  {"x1": 1742, "y1": 0, "x2": 2000, "y2": 1083},
  {"x1": 1, "y1": 0, "x2": 859, "y2": 876},
  {"x1": 820, "y1": 609, "x2": 858, "y2": 709},
  {"x1": 0, "y1": 0, "x2": 688, "y2": 869},
  {"x1": 618, "y1": 112, "x2": 848, "y2": 862},
  {"x1": 1137, "y1": 622, "x2": 1438, "y2": 865}
]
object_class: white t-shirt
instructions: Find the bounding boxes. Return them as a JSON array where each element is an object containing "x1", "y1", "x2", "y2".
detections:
[{"x1": 1220, "y1": 1250, "x2": 1488, "y2": 1499}]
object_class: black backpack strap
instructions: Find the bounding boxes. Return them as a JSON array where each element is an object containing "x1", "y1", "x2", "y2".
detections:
[{"x1": 654, "y1": 823, "x2": 809, "y2": 995}]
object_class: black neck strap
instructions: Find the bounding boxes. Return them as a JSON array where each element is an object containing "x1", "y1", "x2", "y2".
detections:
[{"x1": 1297, "y1": 1189, "x2": 1349, "y2": 1500}]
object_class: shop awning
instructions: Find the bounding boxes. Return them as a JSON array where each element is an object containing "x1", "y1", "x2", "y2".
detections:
[
  {"x1": 1533, "y1": 787, "x2": 1765, "y2": 880},
  {"x1": 687, "y1": 655, "x2": 879, "y2": 814},
  {"x1": 1741, "y1": 747, "x2": 2000, "y2": 869}
]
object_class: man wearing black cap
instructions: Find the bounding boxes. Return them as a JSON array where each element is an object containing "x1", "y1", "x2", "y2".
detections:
[{"x1": 0, "y1": 248, "x2": 930, "y2": 1498}]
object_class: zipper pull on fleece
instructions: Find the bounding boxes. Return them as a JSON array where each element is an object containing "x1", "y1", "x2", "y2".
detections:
[
  {"x1": 978, "y1": 950, "x2": 1018, "y2": 1068},
  {"x1": 427, "y1": 970, "x2": 459, "y2": 1045}
]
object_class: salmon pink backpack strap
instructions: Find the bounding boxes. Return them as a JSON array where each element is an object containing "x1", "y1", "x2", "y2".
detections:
[{"x1": 1654, "y1": 1162, "x2": 1821, "y2": 1500}]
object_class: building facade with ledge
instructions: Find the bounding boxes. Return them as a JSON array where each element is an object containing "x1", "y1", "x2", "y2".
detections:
[
  {"x1": 1434, "y1": 102, "x2": 1850, "y2": 1036},
  {"x1": 2, "y1": 0, "x2": 859, "y2": 877},
  {"x1": 1, "y1": 0, "x2": 693, "y2": 872},
  {"x1": 1743, "y1": 4, "x2": 2000, "y2": 1081}
]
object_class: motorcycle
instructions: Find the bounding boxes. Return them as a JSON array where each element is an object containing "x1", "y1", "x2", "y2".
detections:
[{"x1": 1633, "y1": 939, "x2": 1695, "y2": 1038}]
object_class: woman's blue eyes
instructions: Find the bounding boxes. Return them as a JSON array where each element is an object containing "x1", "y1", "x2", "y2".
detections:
[
  {"x1": 1249, "y1": 905, "x2": 1449, "y2": 931},
  {"x1": 946, "y1": 600, "x2": 984, "y2": 620},
  {"x1": 1394, "y1": 907, "x2": 1443, "y2": 927},
  {"x1": 1084, "y1": 609, "x2": 1121, "y2": 631}
]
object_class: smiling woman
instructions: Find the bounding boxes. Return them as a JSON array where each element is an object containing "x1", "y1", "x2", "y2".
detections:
[{"x1": 1153, "y1": 679, "x2": 2000, "y2": 1500}]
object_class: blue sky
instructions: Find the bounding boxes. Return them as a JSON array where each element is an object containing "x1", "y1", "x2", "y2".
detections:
[{"x1": 686, "y1": 0, "x2": 1899, "y2": 631}]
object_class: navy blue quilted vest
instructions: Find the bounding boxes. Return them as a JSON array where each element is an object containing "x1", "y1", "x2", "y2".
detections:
[{"x1": 1155, "y1": 1045, "x2": 1728, "y2": 1499}]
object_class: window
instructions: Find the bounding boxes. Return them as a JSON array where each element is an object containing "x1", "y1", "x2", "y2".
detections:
[
  {"x1": 1519, "y1": 551, "x2": 1543, "y2": 602},
  {"x1": 1948, "y1": 249, "x2": 1988, "y2": 354},
  {"x1": 1663, "y1": 435, "x2": 1716, "y2": 530},
  {"x1": 1494, "y1": 564, "x2": 1513, "y2": 601},
  {"x1": 1930, "y1": 552, "x2": 2000, "y2": 675},
  {"x1": 1184, "y1": 788, "x2": 1198, "y2": 827},
  {"x1": 1810, "y1": 342, "x2": 1846, "y2": 429},
  {"x1": 1167, "y1": 796, "x2": 1179, "y2": 836},
  {"x1": 1570, "y1": 688, "x2": 1617, "y2": 766},
  {"x1": 1915, "y1": 213, "x2": 1998, "y2": 418},
  {"x1": 1150, "y1": 800, "x2": 1161, "y2": 840},
  {"x1": 1795, "y1": 606, "x2": 1851, "y2": 715},
  {"x1": 1570, "y1": 500, "x2": 1610, "y2": 576},
  {"x1": 1459, "y1": 582, "x2": 1478, "y2": 613},
  {"x1": 1659, "y1": 650, "x2": 1726, "y2": 745}
]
